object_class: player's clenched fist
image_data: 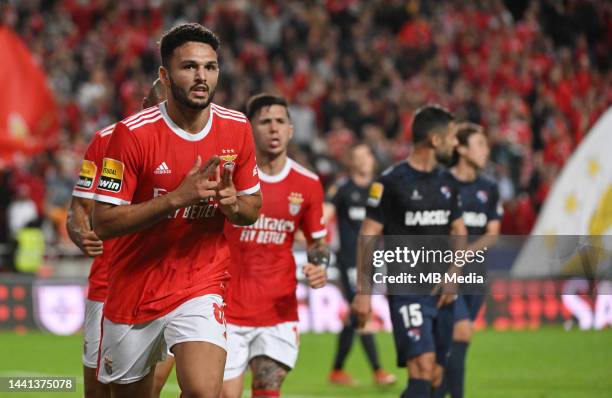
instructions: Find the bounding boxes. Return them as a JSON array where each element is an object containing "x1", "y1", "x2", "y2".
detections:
[
  {"x1": 302, "y1": 263, "x2": 327, "y2": 289},
  {"x1": 169, "y1": 155, "x2": 220, "y2": 208}
]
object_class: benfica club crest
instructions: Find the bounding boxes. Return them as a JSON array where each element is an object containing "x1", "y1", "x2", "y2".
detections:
[
  {"x1": 33, "y1": 284, "x2": 86, "y2": 335},
  {"x1": 288, "y1": 192, "x2": 304, "y2": 216},
  {"x1": 219, "y1": 149, "x2": 238, "y2": 170}
]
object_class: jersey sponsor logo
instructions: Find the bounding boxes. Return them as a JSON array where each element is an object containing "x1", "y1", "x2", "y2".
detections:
[
  {"x1": 76, "y1": 159, "x2": 97, "y2": 190},
  {"x1": 238, "y1": 214, "x2": 296, "y2": 244},
  {"x1": 404, "y1": 210, "x2": 451, "y2": 226},
  {"x1": 477, "y1": 190, "x2": 488, "y2": 203},
  {"x1": 288, "y1": 192, "x2": 304, "y2": 216},
  {"x1": 348, "y1": 206, "x2": 366, "y2": 220},
  {"x1": 98, "y1": 158, "x2": 124, "y2": 193},
  {"x1": 154, "y1": 161, "x2": 171, "y2": 175},
  {"x1": 367, "y1": 182, "x2": 384, "y2": 207},
  {"x1": 463, "y1": 211, "x2": 488, "y2": 227},
  {"x1": 220, "y1": 149, "x2": 237, "y2": 170}
]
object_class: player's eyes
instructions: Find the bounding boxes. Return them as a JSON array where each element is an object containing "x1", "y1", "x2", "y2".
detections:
[{"x1": 206, "y1": 64, "x2": 218, "y2": 71}]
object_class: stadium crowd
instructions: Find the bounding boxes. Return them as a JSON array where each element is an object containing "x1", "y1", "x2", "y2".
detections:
[{"x1": 0, "y1": 0, "x2": 610, "y2": 263}]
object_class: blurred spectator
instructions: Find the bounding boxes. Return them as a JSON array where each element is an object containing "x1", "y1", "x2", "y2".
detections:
[
  {"x1": 7, "y1": 185, "x2": 37, "y2": 239},
  {"x1": 0, "y1": 0, "x2": 610, "y2": 251}
]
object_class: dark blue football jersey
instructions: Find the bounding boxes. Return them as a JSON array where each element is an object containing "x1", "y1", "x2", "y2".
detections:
[
  {"x1": 366, "y1": 162, "x2": 463, "y2": 235},
  {"x1": 328, "y1": 177, "x2": 369, "y2": 269},
  {"x1": 447, "y1": 172, "x2": 502, "y2": 235}
]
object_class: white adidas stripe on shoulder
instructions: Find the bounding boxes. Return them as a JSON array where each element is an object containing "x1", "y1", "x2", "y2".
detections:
[
  {"x1": 211, "y1": 104, "x2": 246, "y2": 118},
  {"x1": 123, "y1": 106, "x2": 159, "y2": 124},
  {"x1": 127, "y1": 114, "x2": 163, "y2": 131},
  {"x1": 291, "y1": 161, "x2": 320, "y2": 181},
  {"x1": 98, "y1": 123, "x2": 116, "y2": 137},
  {"x1": 212, "y1": 109, "x2": 247, "y2": 123},
  {"x1": 125, "y1": 110, "x2": 161, "y2": 128}
]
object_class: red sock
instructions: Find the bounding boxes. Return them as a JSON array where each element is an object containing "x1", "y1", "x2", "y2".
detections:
[{"x1": 252, "y1": 389, "x2": 280, "y2": 398}]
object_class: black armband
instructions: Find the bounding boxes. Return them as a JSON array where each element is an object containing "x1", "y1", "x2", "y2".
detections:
[{"x1": 307, "y1": 247, "x2": 331, "y2": 268}]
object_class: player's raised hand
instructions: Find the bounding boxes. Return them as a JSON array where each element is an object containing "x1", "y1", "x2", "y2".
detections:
[
  {"x1": 302, "y1": 263, "x2": 327, "y2": 289},
  {"x1": 170, "y1": 155, "x2": 220, "y2": 208},
  {"x1": 351, "y1": 293, "x2": 372, "y2": 328},
  {"x1": 217, "y1": 164, "x2": 240, "y2": 218}
]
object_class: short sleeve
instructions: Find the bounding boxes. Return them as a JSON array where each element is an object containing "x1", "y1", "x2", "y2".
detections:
[
  {"x1": 301, "y1": 179, "x2": 327, "y2": 242},
  {"x1": 365, "y1": 177, "x2": 390, "y2": 225},
  {"x1": 73, "y1": 134, "x2": 105, "y2": 200},
  {"x1": 94, "y1": 123, "x2": 141, "y2": 206},
  {"x1": 233, "y1": 121, "x2": 260, "y2": 196},
  {"x1": 487, "y1": 184, "x2": 503, "y2": 221}
]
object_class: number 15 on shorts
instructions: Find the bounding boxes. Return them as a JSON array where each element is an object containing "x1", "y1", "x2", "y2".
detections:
[{"x1": 399, "y1": 303, "x2": 423, "y2": 328}]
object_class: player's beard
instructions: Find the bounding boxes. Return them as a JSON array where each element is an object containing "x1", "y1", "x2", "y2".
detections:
[
  {"x1": 169, "y1": 76, "x2": 216, "y2": 110},
  {"x1": 435, "y1": 150, "x2": 454, "y2": 166}
]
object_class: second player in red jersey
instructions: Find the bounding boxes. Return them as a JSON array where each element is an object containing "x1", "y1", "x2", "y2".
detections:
[
  {"x1": 67, "y1": 80, "x2": 166, "y2": 398},
  {"x1": 222, "y1": 94, "x2": 329, "y2": 398}
]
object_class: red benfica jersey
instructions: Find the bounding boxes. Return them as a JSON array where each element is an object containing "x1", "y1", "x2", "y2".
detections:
[
  {"x1": 72, "y1": 123, "x2": 116, "y2": 302},
  {"x1": 94, "y1": 102, "x2": 260, "y2": 324},
  {"x1": 224, "y1": 158, "x2": 326, "y2": 326}
]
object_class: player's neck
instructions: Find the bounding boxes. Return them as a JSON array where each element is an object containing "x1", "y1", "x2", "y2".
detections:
[
  {"x1": 452, "y1": 160, "x2": 478, "y2": 182},
  {"x1": 351, "y1": 172, "x2": 372, "y2": 187},
  {"x1": 407, "y1": 147, "x2": 437, "y2": 172},
  {"x1": 257, "y1": 153, "x2": 288, "y2": 176},
  {"x1": 165, "y1": 99, "x2": 211, "y2": 134}
]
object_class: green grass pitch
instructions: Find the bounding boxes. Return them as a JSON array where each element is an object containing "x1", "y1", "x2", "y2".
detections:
[{"x1": 0, "y1": 328, "x2": 610, "y2": 397}]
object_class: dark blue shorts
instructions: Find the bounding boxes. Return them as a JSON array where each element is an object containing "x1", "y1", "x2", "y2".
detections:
[
  {"x1": 388, "y1": 295, "x2": 455, "y2": 367},
  {"x1": 454, "y1": 294, "x2": 485, "y2": 322}
]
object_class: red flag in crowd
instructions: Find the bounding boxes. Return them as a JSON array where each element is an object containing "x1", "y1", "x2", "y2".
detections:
[{"x1": 0, "y1": 26, "x2": 59, "y2": 166}]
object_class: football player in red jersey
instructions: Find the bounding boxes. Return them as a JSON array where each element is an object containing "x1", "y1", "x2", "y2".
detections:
[
  {"x1": 67, "y1": 79, "x2": 166, "y2": 398},
  {"x1": 92, "y1": 23, "x2": 261, "y2": 398},
  {"x1": 221, "y1": 94, "x2": 329, "y2": 398}
]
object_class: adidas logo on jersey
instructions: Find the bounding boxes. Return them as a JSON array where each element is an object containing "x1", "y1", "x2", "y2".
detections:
[{"x1": 154, "y1": 162, "x2": 171, "y2": 175}]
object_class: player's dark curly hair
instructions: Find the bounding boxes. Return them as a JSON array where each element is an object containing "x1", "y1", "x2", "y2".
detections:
[
  {"x1": 246, "y1": 94, "x2": 291, "y2": 121},
  {"x1": 411, "y1": 105, "x2": 454, "y2": 145},
  {"x1": 160, "y1": 23, "x2": 220, "y2": 67}
]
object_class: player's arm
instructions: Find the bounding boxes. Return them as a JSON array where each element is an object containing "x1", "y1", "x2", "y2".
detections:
[
  {"x1": 352, "y1": 217, "x2": 384, "y2": 326},
  {"x1": 66, "y1": 196, "x2": 103, "y2": 257},
  {"x1": 94, "y1": 156, "x2": 220, "y2": 240}
]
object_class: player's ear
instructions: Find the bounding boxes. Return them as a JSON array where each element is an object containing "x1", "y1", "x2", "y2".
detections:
[
  {"x1": 159, "y1": 66, "x2": 170, "y2": 87},
  {"x1": 429, "y1": 131, "x2": 441, "y2": 149},
  {"x1": 288, "y1": 122, "x2": 294, "y2": 141}
]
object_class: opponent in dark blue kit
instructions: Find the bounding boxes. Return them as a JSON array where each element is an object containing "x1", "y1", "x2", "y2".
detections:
[
  {"x1": 353, "y1": 106, "x2": 467, "y2": 398},
  {"x1": 327, "y1": 144, "x2": 396, "y2": 386},
  {"x1": 434, "y1": 123, "x2": 501, "y2": 398}
]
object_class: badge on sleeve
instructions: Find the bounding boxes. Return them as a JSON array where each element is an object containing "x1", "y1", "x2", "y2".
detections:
[
  {"x1": 76, "y1": 160, "x2": 97, "y2": 190},
  {"x1": 367, "y1": 182, "x2": 384, "y2": 207},
  {"x1": 98, "y1": 158, "x2": 124, "y2": 193}
]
